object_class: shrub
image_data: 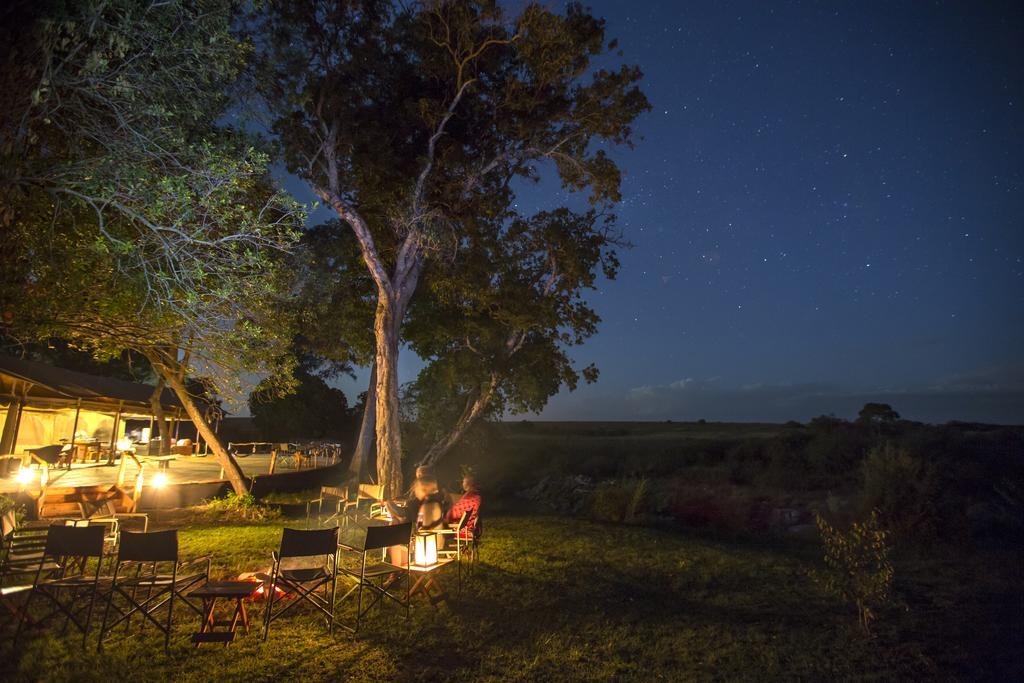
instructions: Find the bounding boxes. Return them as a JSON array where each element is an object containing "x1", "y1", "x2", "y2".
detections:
[
  {"x1": 202, "y1": 491, "x2": 281, "y2": 522},
  {"x1": 624, "y1": 478, "x2": 649, "y2": 523},
  {"x1": 0, "y1": 493, "x2": 26, "y2": 534},
  {"x1": 589, "y1": 481, "x2": 633, "y2": 522},
  {"x1": 814, "y1": 509, "x2": 894, "y2": 634},
  {"x1": 860, "y1": 443, "x2": 940, "y2": 540}
]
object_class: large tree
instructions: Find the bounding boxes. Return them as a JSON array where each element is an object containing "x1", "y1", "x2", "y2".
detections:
[
  {"x1": 0, "y1": 0, "x2": 303, "y2": 494},
  {"x1": 253, "y1": 0, "x2": 648, "y2": 496}
]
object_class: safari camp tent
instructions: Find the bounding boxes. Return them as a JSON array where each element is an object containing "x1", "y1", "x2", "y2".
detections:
[{"x1": 0, "y1": 354, "x2": 187, "y2": 460}]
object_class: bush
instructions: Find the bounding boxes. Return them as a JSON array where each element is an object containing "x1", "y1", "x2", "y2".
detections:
[
  {"x1": 588, "y1": 481, "x2": 634, "y2": 522},
  {"x1": 202, "y1": 491, "x2": 281, "y2": 522},
  {"x1": 815, "y1": 509, "x2": 894, "y2": 634},
  {"x1": 859, "y1": 443, "x2": 940, "y2": 541}
]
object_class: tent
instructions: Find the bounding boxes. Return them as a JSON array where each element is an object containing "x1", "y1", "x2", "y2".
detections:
[{"x1": 0, "y1": 354, "x2": 184, "y2": 456}]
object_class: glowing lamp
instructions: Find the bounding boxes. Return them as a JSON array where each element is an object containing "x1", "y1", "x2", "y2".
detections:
[
  {"x1": 414, "y1": 531, "x2": 438, "y2": 567},
  {"x1": 152, "y1": 472, "x2": 169, "y2": 489},
  {"x1": 117, "y1": 438, "x2": 133, "y2": 452},
  {"x1": 15, "y1": 467, "x2": 34, "y2": 486}
]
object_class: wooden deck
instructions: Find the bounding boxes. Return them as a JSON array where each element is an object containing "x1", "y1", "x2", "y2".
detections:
[{"x1": 0, "y1": 453, "x2": 337, "y2": 495}]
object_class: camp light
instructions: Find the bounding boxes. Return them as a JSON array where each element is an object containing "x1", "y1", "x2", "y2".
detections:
[
  {"x1": 152, "y1": 472, "x2": 169, "y2": 488},
  {"x1": 15, "y1": 467, "x2": 34, "y2": 486},
  {"x1": 414, "y1": 531, "x2": 438, "y2": 567}
]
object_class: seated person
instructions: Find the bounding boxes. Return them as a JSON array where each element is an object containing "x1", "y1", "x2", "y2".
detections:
[
  {"x1": 446, "y1": 473, "x2": 482, "y2": 539},
  {"x1": 385, "y1": 476, "x2": 448, "y2": 530},
  {"x1": 384, "y1": 476, "x2": 448, "y2": 566}
]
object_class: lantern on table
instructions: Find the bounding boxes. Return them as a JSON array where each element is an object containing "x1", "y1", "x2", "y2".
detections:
[{"x1": 414, "y1": 531, "x2": 438, "y2": 567}]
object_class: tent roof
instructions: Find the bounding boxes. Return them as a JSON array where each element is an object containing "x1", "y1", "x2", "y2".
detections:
[{"x1": 0, "y1": 354, "x2": 181, "y2": 413}]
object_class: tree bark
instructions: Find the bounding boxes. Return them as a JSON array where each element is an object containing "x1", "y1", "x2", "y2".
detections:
[
  {"x1": 148, "y1": 378, "x2": 171, "y2": 455},
  {"x1": 347, "y1": 362, "x2": 376, "y2": 482},
  {"x1": 419, "y1": 373, "x2": 499, "y2": 467},
  {"x1": 373, "y1": 300, "x2": 404, "y2": 499},
  {"x1": 159, "y1": 367, "x2": 248, "y2": 496}
]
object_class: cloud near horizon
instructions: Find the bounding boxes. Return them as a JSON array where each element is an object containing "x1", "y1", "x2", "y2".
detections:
[{"x1": 539, "y1": 366, "x2": 1024, "y2": 425}]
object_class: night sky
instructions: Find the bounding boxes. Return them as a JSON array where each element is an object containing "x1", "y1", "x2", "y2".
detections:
[{"x1": 329, "y1": 1, "x2": 1024, "y2": 424}]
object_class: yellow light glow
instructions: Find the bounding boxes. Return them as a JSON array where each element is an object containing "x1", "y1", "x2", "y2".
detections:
[
  {"x1": 152, "y1": 472, "x2": 169, "y2": 488},
  {"x1": 414, "y1": 532, "x2": 438, "y2": 566},
  {"x1": 15, "y1": 468, "x2": 34, "y2": 486},
  {"x1": 117, "y1": 438, "x2": 133, "y2": 451}
]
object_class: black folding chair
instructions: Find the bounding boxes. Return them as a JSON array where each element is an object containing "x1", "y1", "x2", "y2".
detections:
[
  {"x1": 436, "y1": 511, "x2": 470, "y2": 593},
  {"x1": 337, "y1": 522, "x2": 412, "y2": 633},
  {"x1": 1, "y1": 526, "x2": 53, "y2": 627},
  {"x1": 14, "y1": 525, "x2": 108, "y2": 646},
  {"x1": 262, "y1": 526, "x2": 339, "y2": 640},
  {"x1": 98, "y1": 530, "x2": 209, "y2": 651}
]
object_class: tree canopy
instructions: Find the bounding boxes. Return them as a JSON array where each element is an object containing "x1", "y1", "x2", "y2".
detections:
[
  {"x1": 0, "y1": 0, "x2": 304, "y2": 493},
  {"x1": 252, "y1": 0, "x2": 649, "y2": 494}
]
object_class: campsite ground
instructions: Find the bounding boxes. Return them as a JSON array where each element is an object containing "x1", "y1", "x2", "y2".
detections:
[{"x1": 4, "y1": 511, "x2": 1020, "y2": 682}]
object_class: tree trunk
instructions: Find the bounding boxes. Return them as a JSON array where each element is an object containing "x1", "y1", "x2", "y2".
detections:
[
  {"x1": 347, "y1": 363, "x2": 376, "y2": 482},
  {"x1": 161, "y1": 370, "x2": 248, "y2": 496},
  {"x1": 374, "y1": 301, "x2": 403, "y2": 499},
  {"x1": 419, "y1": 373, "x2": 499, "y2": 467},
  {"x1": 148, "y1": 379, "x2": 171, "y2": 455}
]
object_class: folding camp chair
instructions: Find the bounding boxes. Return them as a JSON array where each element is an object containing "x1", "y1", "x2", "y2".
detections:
[
  {"x1": 436, "y1": 511, "x2": 469, "y2": 593},
  {"x1": 262, "y1": 526, "x2": 340, "y2": 640},
  {"x1": 343, "y1": 484, "x2": 385, "y2": 523},
  {"x1": 98, "y1": 530, "x2": 210, "y2": 652},
  {"x1": 1, "y1": 526, "x2": 53, "y2": 627},
  {"x1": 337, "y1": 522, "x2": 412, "y2": 633},
  {"x1": 14, "y1": 525, "x2": 108, "y2": 646},
  {"x1": 305, "y1": 486, "x2": 347, "y2": 528}
]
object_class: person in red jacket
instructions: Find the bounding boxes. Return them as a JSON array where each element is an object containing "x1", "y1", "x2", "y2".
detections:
[{"x1": 447, "y1": 473, "x2": 482, "y2": 540}]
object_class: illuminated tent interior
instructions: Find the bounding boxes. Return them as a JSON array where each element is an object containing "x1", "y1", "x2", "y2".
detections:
[{"x1": 0, "y1": 354, "x2": 185, "y2": 456}]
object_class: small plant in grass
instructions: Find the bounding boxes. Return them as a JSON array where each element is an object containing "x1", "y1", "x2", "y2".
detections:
[
  {"x1": 625, "y1": 478, "x2": 649, "y2": 523},
  {"x1": 1, "y1": 493, "x2": 26, "y2": 534},
  {"x1": 814, "y1": 509, "x2": 894, "y2": 634},
  {"x1": 203, "y1": 491, "x2": 281, "y2": 522}
]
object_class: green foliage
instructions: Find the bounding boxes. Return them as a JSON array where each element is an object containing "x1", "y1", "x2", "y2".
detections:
[
  {"x1": 253, "y1": 0, "x2": 650, "y2": 464},
  {"x1": 201, "y1": 491, "x2": 281, "y2": 523},
  {"x1": 249, "y1": 367, "x2": 353, "y2": 441},
  {"x1": 589, "y1": 478, "x2": 649, "y2": 523},
  {"x1": 815, "y1": 509, "x2": 895, "y2": 634},
  {"x1": 0, "y1": 493, "x2": 26, "y2": 531},
  {"x1": 860, "y1": 443, "x2": 940, "y2": 540},
  {"x1": 1, "y1": 0, "x2": 304, "y2": 407}
]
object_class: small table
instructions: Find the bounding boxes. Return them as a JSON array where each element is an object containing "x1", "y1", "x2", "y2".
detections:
[
  {"x1": 409, "y1": 559, "x2": 454, "y2": 609},
  {"x1": 144, "y1": 455, "x2": 176, "y2": 469},
  {"x1": 190, "y1": 580, "x2": 260, "y2": 646}
]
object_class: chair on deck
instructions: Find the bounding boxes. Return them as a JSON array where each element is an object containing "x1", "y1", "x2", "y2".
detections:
[
  {"x1": 262, "y1": 527, "x2": 340, "y2": 640},
  {"x1": 337, "y1": 522, "x2": 412, "y2": 633},
  {"x1": 14, "y1": 525, "x2": 109, "y2": 646},
  {"x1": 98, "y1": 530, "x2": 209, "y2": 651},
  {"x1": 27, "y1": 445, "x2": 70, "y2": 470}
]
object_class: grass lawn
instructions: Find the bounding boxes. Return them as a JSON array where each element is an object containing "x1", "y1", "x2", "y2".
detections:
[{"x1": 2, "y1": 513, "x2": 1018, "y2": 681}]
